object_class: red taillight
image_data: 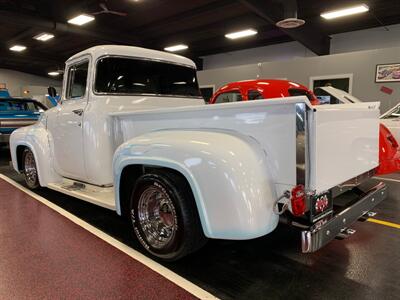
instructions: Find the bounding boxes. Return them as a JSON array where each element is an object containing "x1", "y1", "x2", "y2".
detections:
[{"x1": 291, "y1": 185, "x2": 306, "y2": 217}]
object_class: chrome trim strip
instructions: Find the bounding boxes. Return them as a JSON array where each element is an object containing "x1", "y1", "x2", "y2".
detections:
[
  {"x1": 295, "y1": 103, "x2": 308, "y2": 187},
  {"x1": 0, "y1": 122, "x2": 36, "y2": 127},
  {"x1": 0, "y1": 119, "x2": 37, "y2": 127}
]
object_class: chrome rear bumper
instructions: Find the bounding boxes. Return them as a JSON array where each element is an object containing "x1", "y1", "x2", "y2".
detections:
[{"x1": 301, "y1": 182, "x2": 387, "y2": 253}]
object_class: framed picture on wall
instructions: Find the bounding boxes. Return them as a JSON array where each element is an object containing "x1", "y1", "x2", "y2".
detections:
[{"x1": 375, "y1": 63, "x2": 400, "y2": 83}]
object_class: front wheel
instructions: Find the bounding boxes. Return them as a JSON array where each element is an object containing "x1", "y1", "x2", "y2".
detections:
[
  {"x1": 130, "y1": 171, "x2": 206, "y2": 261},
  {"x1": 22, "y1": 148, "x2": 40, "y2": 190}
]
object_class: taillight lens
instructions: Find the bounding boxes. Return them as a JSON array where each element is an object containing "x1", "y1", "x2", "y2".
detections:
[{"x1": 291, "y1": 185, "x2": 306, "y2": 217}]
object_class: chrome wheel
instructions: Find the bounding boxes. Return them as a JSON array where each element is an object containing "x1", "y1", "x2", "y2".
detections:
[
  {"x1": 137, "y1": 185, "x2": 178, "y2": 249},
  {"x1": 24, "y1": 150, "x2": 38, "y2": 187}
]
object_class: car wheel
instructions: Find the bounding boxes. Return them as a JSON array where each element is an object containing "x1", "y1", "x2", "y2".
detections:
[
  {"x1": 22, "y1": 148, "x2": 40, "y2": 190},
  {"x1": 130, "y1": 171, "x2": 206, "y2": 261}
]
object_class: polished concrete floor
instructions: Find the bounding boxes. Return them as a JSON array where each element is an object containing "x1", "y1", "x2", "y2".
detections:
[{"x1": 0, "y1": 147, "x2": 399, "y2": 299}]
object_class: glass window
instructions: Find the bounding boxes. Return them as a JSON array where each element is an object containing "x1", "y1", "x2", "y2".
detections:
[
  {"x1": 248, "y1": 90, "x2": 263, "y2": 100},
  {"x1": 214, "y1": 91, "x2": 242, "y2": 104},
  {"x1": 95, "y1": 57, "x2": 201, "y2": 97},
  {"x1": 0, "y1": 100, "x2": 46, "y2": 112},
  {"x1": 67, "y1": 61, "x2": 89, "y2": 99},
  {"x1": 382, "y1": 106, "x2": 400, "y2": 119},
  {"x1": 288, "y1": 88, "x2": 315, "y2": 102}
]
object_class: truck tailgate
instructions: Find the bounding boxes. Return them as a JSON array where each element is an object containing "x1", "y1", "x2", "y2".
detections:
[{"x1": 308, "y1": 102, "x2": 380, "y2": 193}]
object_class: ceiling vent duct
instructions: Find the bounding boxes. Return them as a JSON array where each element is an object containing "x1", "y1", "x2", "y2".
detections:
[{"x1": 275, "y1": 0, "x2": 305, "y2": 29}]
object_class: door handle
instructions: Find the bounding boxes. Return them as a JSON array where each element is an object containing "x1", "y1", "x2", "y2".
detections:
[{"x1": 72, "y1": 109, "x2": 84, "y2": 116}]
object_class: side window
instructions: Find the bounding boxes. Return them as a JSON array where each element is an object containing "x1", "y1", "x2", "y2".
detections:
[
  {"x1": 66, "y1": 61, "x2": 89, "y2": 99},
  {"x1": 214, "y1": 91, "x2": 242, "y2": 104},
  {"x1": 26, "y1": 102, "x2": 39, "y2": 112},
  {"x1": 248, "y1": 90, "x2": 263, "y2": 100}
]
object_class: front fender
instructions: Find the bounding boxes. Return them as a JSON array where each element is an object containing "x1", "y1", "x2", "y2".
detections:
[
  {"x1": 113, "y1": 129, "x2": 279, "y2": 240},
  {"x1": 10, "y1": 123, "x2": 61, "y2": 186}
]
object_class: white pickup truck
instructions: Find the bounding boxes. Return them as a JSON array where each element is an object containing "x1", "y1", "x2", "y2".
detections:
[{"x1": 10, "y1": 45, "x2": 387, "y2": 260}]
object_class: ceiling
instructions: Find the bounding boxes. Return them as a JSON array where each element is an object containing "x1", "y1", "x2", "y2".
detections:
[{"x1": 0, "y1": 0, "x2": 399, "y2": 77}]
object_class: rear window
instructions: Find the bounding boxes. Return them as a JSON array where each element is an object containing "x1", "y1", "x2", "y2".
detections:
[{"x1": 95, "y1": 57, "x2": 201, "y2": 97}]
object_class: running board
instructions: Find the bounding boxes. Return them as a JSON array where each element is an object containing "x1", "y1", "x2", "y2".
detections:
[{"x1": 47, "y1": 178, "x2": 115, "y2": 210}]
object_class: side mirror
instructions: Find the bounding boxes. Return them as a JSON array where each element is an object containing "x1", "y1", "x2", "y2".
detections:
[
  {"x1": 48, "y1": 86, "x2": 57, "y2": 97},
  {"x1": 47, "y1": 86, "x2": 61, "y2": 106}
]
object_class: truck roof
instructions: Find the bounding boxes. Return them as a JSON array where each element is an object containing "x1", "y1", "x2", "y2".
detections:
[{"x1": 67, "y1": 45, "x2": 196, "y2": 68}]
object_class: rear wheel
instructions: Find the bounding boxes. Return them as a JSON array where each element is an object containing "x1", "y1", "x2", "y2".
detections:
[
  {"x1": 130, "y1": 171, "x2": 206, "y2": 261},
  {"x1": 22, "y1": 148, "x2": 40, "y2": 190}
]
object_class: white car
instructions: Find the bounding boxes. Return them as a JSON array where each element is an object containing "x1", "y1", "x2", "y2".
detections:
[{"x1": 9, "y1": 45, "x2": 386, "y2": 260}]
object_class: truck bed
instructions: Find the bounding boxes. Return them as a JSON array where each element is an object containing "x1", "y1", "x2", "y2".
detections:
[{"x1": 110, "y1": 97, "x2": 380, "y2": 196}]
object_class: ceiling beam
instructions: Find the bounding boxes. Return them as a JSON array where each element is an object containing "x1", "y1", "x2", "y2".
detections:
[
  {"x1": 238, "y1": 0, "x2": 330, "y2": 55},
  {"x1": 0, "y1": 10, "x2": 141, "y2": 46}
]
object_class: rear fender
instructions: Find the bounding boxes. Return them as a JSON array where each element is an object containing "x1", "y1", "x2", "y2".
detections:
[{"x1": 113, "y1": 129, "x2": 279, "y2": 240}]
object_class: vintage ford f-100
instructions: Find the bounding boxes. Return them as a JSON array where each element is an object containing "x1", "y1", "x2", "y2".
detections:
[{"x1": 10, "y1": 45, "x2": 387, "y2": 260}]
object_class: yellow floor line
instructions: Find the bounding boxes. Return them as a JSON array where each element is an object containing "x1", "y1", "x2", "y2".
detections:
[{"x1": 367, "y1": 218, "x2": 400, "y2": 229}]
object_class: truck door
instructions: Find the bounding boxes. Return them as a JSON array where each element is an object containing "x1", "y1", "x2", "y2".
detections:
[{"x1": 48, "y1": 59, "x2": 89, "y2": 181}]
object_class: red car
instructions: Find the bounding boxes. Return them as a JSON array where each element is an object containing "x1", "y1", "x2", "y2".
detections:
[
  {"x1": 210, "y1": 79, "x2": 400, "y2": 175},
  {"x1": 209, "y1": 79, "x2": 320, "y2": 105}
]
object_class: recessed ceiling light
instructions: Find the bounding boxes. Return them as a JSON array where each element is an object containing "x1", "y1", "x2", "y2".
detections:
[
  {"x1": 321, "y1": 4, "x2": 369, "y2": 20},
  {"x1": 164, "y1": 44, "x2": 189, "y2": 52},
  {"x1": 34, "y1": 33, "x2": 55, "y2": 42},
  {"x1": 225, "y1": 29, "x2": 258, "y2": 40},
  {"x1": 48, "y1": 71, "x2": 60, "y2": 76},
  {"x1": 9, "y1": 45, "x2": 27, "y2": 52},
  {"x1": 68, "y1": 14, "x2": 95, "y2": 26}
]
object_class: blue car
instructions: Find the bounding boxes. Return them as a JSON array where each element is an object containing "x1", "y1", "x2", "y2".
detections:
[{"x1": 0, "y1": 89, "x2": 47, "y2": 146}]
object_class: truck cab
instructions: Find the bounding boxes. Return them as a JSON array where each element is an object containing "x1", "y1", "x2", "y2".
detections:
[{"x1": 46, "y1": 46, "x2": 204, "y2": 185}]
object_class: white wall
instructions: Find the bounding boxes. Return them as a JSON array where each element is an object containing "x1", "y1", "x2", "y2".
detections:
[
  {"x1": 198, "y1": 46, "x2": 400, "y2": 113},
  {"x1": 331, "y1": 24, "x2": 400, "y2": 54},
  {"x1": 202, "y1": 24, "x2": 400, "y2": 70},
  {"x1": 0, "y1": 68, "x2": 61, "y2": 97},
  {"x1": 202, "y1": 41, "x2": 316, "y2": 69}
]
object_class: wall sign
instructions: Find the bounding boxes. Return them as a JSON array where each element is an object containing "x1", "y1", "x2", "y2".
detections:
[
  {"x1": 380, "y1": 86, "x2": 393, "y2": 95},
  {"x1": 375, "y1": 63, "x2": 400, "y2": 83}
]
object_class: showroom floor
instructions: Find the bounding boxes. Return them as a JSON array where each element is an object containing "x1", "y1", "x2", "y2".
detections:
[{"x1": 0, "y1": 147, "x2": 399, "y2": 299}]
